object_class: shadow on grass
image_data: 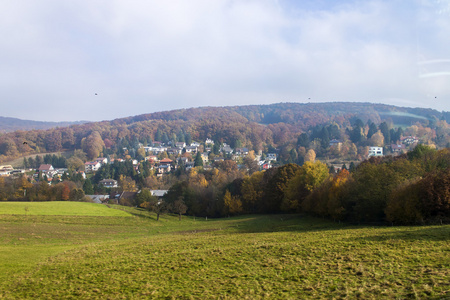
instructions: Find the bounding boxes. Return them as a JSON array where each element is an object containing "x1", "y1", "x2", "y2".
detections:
[
  {"x1": 112, "y1": 206, "x2": 159, "y2": 221},
  {"x1": 353, "y1": 226, "x2": 450, "y2": 242},
  {"x1": 225, "y1": 214, "x2": 352, "y2": 234},
  {"x1": 221, "y1": 214, "x2": 450, "y2": 242}
]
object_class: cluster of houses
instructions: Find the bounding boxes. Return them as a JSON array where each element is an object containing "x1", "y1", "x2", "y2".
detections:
[
  {"x1": 0, "y1": 163, "x2": 86, "y2": 186},
  {"x1": 1, "y1": 136, "x2": 421, "y2": 182},
  {"x1": 137, "y1": 139, "x2": 278, "y2": 174}
]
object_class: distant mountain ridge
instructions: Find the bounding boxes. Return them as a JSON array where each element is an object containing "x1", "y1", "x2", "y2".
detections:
[{"x1": 0, "y1": 116, "x2": 87, "y2": 133}]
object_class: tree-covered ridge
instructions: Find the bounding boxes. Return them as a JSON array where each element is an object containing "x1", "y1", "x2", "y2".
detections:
[{"x1": 0, "y1": 102, "x2": 448, "y2": 163}]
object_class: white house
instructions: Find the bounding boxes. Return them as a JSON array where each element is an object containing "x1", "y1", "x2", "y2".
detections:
[
  {"x1": 185, "y1": 146, "x2": 198, "y2": 153},
  {"x1": 175, "y1": 142, "x2": 186, "y2": 149},
  {"x1": 221, "y1": 143, "x2": 233, "y2": 155},
  {"x1": 84, "y1": 161, "x2": 101, "y2": 173},
  {"x1": 235, "y1": 148, "x2": 249, "y2": 156},
  {"x1": 168, "y1": 148, "x2": 183, "y2": 155},
  {"x1": 99, "y1": 179, "x2": 118, "y2": 188},
  {"x1": 267, "y1": 153, "x2": 277, "y2": 161},
  {"x1": 368, "y1": 146, "x2": 383, "y2": 157}
]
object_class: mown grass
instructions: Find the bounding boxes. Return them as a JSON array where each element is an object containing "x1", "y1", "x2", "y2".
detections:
[{"x1": 0, "y1": 203, "x2": 449, "y2": 299}]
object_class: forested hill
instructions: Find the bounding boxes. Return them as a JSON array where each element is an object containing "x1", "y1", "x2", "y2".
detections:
[
  {"x1": 0, "y1": 102, "x2": 448, "y2": 163},
  {"x1": 119, "y1": 102, "x2": 449, "y2": 128},
  {"x1": 0, "y1": 116, "x2": 86, "y2": 133}
]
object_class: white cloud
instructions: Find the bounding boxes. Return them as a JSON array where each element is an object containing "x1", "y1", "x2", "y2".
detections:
[{"x1": 0, "y1": 0, "x2": 449, "y2": 121}]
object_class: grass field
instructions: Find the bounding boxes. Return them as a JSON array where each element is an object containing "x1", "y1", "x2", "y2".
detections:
[
  {"x1": 0, "y1": 201, "x2": 132, "y2": 216},
  {"x1": 0, "y1": 202, "x2": 449, "y2": 299}
]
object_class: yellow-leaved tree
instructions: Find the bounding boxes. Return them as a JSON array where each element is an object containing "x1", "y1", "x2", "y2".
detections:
[
  {"x1": 282, "y1": 160, "x2": 329, "y2": 212},
  {"x1": 222, "y1": 190, "x2": 243, "y2": 216}
]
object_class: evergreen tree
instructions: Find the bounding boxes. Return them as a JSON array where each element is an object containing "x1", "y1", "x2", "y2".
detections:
[
  {"x1": 155, "y1": 129, "x2": 162, "y2": 142},
  {"x1": 185, "y1": 133, "x2": 192, "y2": 145},
  {"x1": 28, "y1": 157, "x2": 35, "y2": 168},
  {"x1": 194, "y1": 152, "x2": 203, "y2": 167},
  {"x1": 349, "y1": 162, "x2": 356, "y2": 172},
  {"x1": 35, "y1": 155, "x2": 43, "y2": 168},
  {"x1": 350, "y1": 125, "x2": 364, "y2": 143},
  {"x1": 320, "y1": 127, "x2": 330, "y2": 148},
  {"x1": 297, "y1": 133, "x2": 309, "y2": 148},
  {"x1": 367, "y1": 122, "x2": 378, "y2": 139},
  {"x1": 83, "y1": 179, "x2": 94, "y2": 195},
  {"x1": 379, "y1": 122, "x2": 390, "y2": 145}
]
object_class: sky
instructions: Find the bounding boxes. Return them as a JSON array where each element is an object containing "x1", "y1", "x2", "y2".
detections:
[{"x1": 1, "y1": 0, "x2": 450, "y2": 122}]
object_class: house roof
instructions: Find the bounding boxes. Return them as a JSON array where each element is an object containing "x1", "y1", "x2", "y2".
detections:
[
  {"x1": 39, "y1": 164, "x2": 53, "y2": 171},
  {"x1": 100, "y1": 179, "x2": 117, "y2": 183},
  {"x1": 119, "y1": 191, "x2": 137, "y2": 199},
  {"x1": 160, "y1": 158, "x2": 173, "y2": 164},
  {"x1": 391, "y1": 144, "x2": 406, "y2": 150},
  {"x1": 150, "y1": 190, "x2": 168, "y2": 197}
]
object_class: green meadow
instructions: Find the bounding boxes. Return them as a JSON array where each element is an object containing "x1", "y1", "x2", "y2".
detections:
[
  {"x1": 0, "y1": 201, "x2": 131, "y2": 216},
  {"x1": 0, "y1": 202, "x2": 449, "y2": 299}
]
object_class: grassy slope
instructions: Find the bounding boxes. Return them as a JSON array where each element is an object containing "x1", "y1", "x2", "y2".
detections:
[
  {"x1": 0, "y1": 204, "x2": 449, "y2": 299},
  {"x1": 0, "y1": 201, "x2": 132, "y2": 216}
]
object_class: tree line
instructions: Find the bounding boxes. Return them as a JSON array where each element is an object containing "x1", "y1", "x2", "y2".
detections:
[{"x1": 161, "y1": 145, "x2": 449, "y2": 224}]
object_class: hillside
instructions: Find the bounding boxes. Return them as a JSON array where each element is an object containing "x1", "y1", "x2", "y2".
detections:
[
  {"x1": 0, "y1": 116, "x2": 86, "y2": 133},
  {"x1": 0, "y1": 102, "x2": 448, "y2": 163}
]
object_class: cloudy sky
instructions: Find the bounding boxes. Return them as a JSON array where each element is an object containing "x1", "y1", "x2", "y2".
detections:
[{"x1": 1, "y1": 0, "x2": 449, "y2": 122}]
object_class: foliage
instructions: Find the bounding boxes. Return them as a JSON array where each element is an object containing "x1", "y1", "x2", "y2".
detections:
[
  {"x1": 302, "y1": 146, "x2": 449, "y2": 224},
  {"x1": 222, "y1": 190, "x2": 243, "y2": 216},
  {"x1": 254, "y1": 164, "x2": 296, "y2": 213},
  {"x1": 283, "y1": 161, "x2": 330, "y2": 212}
]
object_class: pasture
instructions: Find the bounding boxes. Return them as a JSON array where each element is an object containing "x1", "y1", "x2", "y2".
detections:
[{"x1": 0, "y1": 202, "x2": 449, "y2": 299}]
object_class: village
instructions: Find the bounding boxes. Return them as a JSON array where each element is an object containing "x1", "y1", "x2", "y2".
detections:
[{"x1": 0, "y1": 135, "x2": 419, "y2": 190}]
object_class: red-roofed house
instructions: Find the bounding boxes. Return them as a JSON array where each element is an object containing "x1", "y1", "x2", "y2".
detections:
[
  {"x1": 38, "y1": 164, "x2": 54, "y2": 173},
  {"x1": 159, "y1": 158, "x2": 173, "y2": 165}
]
